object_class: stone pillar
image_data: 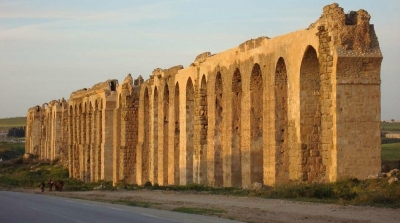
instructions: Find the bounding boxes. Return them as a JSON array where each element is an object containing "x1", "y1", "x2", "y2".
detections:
[
  {"x1": 102, "y1": 99, "x2": 115, "y2": 181},
  {"x1": 113, "y1": 105, "x2": 121, "y2": 185},
  {"x1": 222, "y1": 70, "x2": 232, "y2": 188}
]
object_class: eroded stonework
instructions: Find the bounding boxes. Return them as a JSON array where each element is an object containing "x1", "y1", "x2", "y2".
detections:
[{"x1": 26, "y1": 3, "x2": 382, "y2": 187}]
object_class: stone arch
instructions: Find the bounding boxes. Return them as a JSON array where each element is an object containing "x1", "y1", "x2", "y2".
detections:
[
  {"x1": 143, "y1": 87, "x2": 150, "y2": 184},
  {"x1": 83, "y1": 101, "x2": 87, "y2": 181},
  {"x1": 98, "y1": 99, "x2": 103, "y2": 181},
  {"x1": 69, "y1": 105, "x2": 73, "y2": 139},
  {"x1": 74, "y1": 104, "x2": 78, "y2": 143},
  {"x1": 174, "y1": 82, "x2": 180, "y2": 185},
  {"x1": 250, "y1": 63, "x2": 263, "y2": 184},
  {"x1": 162, "y1": 83, "x2": 169, "y2": 185},
  {"x1": 153, "y1": 87, "x2": 159, "y2": 184},
  {"x1": 68, "y1": 105, "x2": 74, "y2": 177},
  {"x1": 186, "y1": 77, "x2": 194, "y2": 184},
  {"x1": 231, "y1": 68, "x2": 242, "y2": 187},
  {"x1": 275, "y1": 57, "x2": 289, "y2": 181},
  {"x1": 73, "y1": 104, "x2": 80, "y2": 179},
  {"x1": 214, "y1": 72, "x2": 223, "y2": 187},
  {"x1": 93, "y1": 99, "x2": 101, "y2": 181},
  {"x1": 300, "y1": 46, "x2": 322, "y2": 182},
  {"x1": 78, "y1": 103, "x2": 83, "y2": 145},
  {"x1": 89, "y1": 101, "x2": 93, "y2": 181},
  {"x1": 198, "y1": 75, "x2": 208, "y2": 184}
]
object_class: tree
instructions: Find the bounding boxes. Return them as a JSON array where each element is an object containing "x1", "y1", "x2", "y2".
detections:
[{"x1": 7, "y1": 127, "x2": 25, "y2": 138}]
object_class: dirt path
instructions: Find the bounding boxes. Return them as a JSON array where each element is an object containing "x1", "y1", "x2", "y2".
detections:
[{"x1": 15, "y1": 188, "x2": 400, "y2": 223}]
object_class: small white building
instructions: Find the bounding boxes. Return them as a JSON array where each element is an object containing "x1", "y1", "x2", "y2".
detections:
[{"x1": 386, "y1": 132, "x2": 400, "y2": 139}]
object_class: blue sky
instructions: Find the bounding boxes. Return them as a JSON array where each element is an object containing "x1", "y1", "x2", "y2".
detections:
[{"x1": 0, "y1": 0, "x2": 399, "y2": 120}]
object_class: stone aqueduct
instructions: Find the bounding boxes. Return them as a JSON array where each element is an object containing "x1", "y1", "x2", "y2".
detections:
[{"x1": 26, "y1": 4, "x2": 382, "y2": 187}]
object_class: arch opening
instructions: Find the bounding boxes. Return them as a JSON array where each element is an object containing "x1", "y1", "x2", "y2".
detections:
[
  {"x1": 153, "y1": 87, "x2": 159, "y2": 184},
  {"x1": 143, "y1": 88, "x2": 150, "y2": 184},
  {"x1": 163, "y1": 84, "x2": 169, "y2": 185},
  {"x1": 110, "y1": 81, "x2": 116, "y2": 91},
  {"x1": 214, "y1": 72, "x2": 223, "y2": 187},
  {"x1": 186, "y1": 78, "x2": 194, "y2": 184},
  {"x1": 275, "y1": 57, "x2": 289, "y2": 182},
  {"x1": 300, "y1": 46, "x2": 322, "y2": 182},
  {"x1": 250, "y1": 63, "x2": 263, "y2": 184},
  {"x1": 231, "y1": 68, "x2": 242, "y2": 187},
  {"x1": 198, "y1": 75, "x2": 208, "y2": 184},
  {"x1": 174, "y1": 83, "x2": 180, "y2": 185}
]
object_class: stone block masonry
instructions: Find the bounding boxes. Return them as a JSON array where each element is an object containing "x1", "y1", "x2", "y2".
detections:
[{"x1": 25, "y1": 3, "x2": 382, "y2": 187}]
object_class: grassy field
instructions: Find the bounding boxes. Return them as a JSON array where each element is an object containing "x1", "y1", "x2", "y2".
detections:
[
  {"x1": 382, "y1": 142, "x2": 400, "y2": 161},
  {"x1": 381, "y1": 122, "x2": 400, "y2": 131},
  {"x1": 0, "y1": 142, "x2": 25, "y2": 160},
  {"x1": 0, "y1": 117, "x2": 26, "y2": 132}
]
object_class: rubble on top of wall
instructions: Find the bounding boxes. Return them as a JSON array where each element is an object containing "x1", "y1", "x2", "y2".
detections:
[
  {"x1": 70, "y1": 79, "x2": 119, "y2": 99},
  {"x1": 191, "y1": 52, "x2": 212, "y2": 67},
  {"x1": 152, "y1": 68, "x2": 164, "y2": 79},
  {"x1": 150, "y1": 65, "x2": 184, "y2": 79},
  {"x1": 134, "y1": 75, "x2": 144, "y2": 86},
  {"x1": 309, "y1": 3, "x2": 373, "y2": 53},
  {"x1": 120, "y1": 73, "x2": 134, "y2": 93},
  {"x1": 238, "y1": 36, "x2": 269, "y2": 53},
  {"x1": 164, "y1": 65, "x2": 184, "y2": 76}
]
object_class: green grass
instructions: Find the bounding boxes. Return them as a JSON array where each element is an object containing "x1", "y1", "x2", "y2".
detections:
[
  {"x1": 112, "y1": 199, "x2": 151, "y2": 208},
  {"x1": 381, "y1": 122, "x2": 400, "y2": 131},
  {"x1": 382, "y1": 143, "x2": 400, "y2": 161},
  {"x1": 382, "y1": 138, "x2": 400, "y2": 144},
  {"x1": 0, "y1": 117, "x2": 26, "y2": 128},
  {"x1": 172, "y1": 207, "x2": 226, "y2": 216},
  {"x1": 0, "y1": 156, "x2": 113, "y2": 191},
  {"x1": 0, "y1": 117, "x2": 26, "y2": 132},
  {"x1": 0, "y1": 142, "x2": 25, "y2": 160}
]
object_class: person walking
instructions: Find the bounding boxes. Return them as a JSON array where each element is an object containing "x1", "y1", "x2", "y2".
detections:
[
  {"x1": 48, "y1": 179, "x2": 54, "y2": 191},
  {"x1": 40, "y1": 181, "x2": 45, "y2": 192}
]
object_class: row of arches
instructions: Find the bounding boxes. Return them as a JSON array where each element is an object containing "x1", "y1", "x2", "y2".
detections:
[
  {"x1": 25, "y1": 45, "x2": 327, "y2": 186},
  {"x1": 68, "y1": 99, "x2": 104, "y2": 182},
  {"x1": 139, "y1": 46, "x2": 323, "y2": 186}
]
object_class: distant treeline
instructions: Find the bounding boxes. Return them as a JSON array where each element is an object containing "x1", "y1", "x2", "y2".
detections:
[{"x1": 7, "y1": 127, "x2": 26, "y2": 138}]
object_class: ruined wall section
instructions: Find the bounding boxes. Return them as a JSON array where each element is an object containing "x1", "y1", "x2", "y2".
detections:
[
  {"x1": 316, "y1": 4, "x2": 382, "y2": 180},
  {"x1": 26, "y1": 106, "x2": 42, "y2": 156},
  {"x1": 67, "y1": 79, "x2": 118, "y2": 182},
  {"x1": 113, "y1": 74, "x2": 141, "y2": 185},
  {"x1": 59, "y1": 100, "x2": 69, "y2": 168},
  {"x1": 136, "y1": 66, "x2": 184, "y2": 186},
  {"x1": 25, "y1": 99, "x2": 68, "y2": 166}
]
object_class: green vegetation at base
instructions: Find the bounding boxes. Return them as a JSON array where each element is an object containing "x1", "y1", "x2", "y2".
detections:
[
  {"x1": 0, "y1": 158, "x2": 112, "y2": 191},
  {"x1": 172, "y1": 207, "x2": 226, "y2": 216},
  {"x1": 0, "y1": 142, "x2": 25, "y2": 160},
  {"x1": 381, "y1": 138, "x2": 400, "y2": 144},
  {"x1": 1, "y1": 159, "x2": 400, "y2": 207},
  {"x1": 0, "y1": 142, "x2": 399, "y2": 208},
  {"x1": 112, "y1": 199, "x2": 151, "y2": 208},
  {"x1": 269, "y1": 178, "x2": 400, "y2": 207},
  {"x1": 382, "y1": 143, "x2": 400, "y2": 161}
]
